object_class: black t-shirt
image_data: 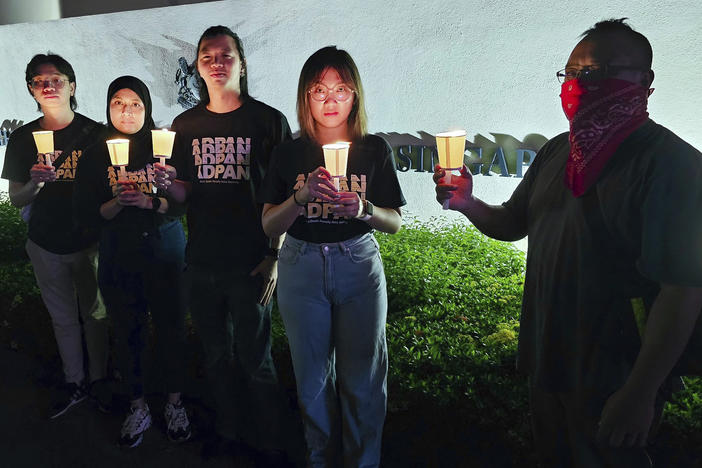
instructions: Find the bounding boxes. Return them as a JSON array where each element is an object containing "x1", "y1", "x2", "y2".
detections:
[
  {"x1": 1, "y1": 113, "x2": 101, "y2": 254},
  {"x1": 73, "y1": 126, "x2": 186, "y2": 257},
  {"x1": 258, "y1": 134, "x2": 406, "y2": 243},
  {"x1": 504, "y1": 120, "x2": 702, "y2": 393},
  {"x1": 170, "y1": 99, "x2": 291, "y2": 271}
]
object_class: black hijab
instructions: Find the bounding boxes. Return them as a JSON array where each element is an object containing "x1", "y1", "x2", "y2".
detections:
[{"x1": 105, "y1": 75, "x2": 156, "y2": 170}]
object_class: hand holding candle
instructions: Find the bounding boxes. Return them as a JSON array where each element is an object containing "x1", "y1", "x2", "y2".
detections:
[
  {"x1": 322, "y1": 142, "x2": 350, "y2": 191},
  {"x1": 32, "y1": 130, "x2": 54, "y2": 167},
  {"x1": 435, "y1": 130, "x2": 467, "y2": 210},
  {"x1": 106, "y1": 139, "x2": 130, "y2": 181},
  {"x1": 152, "y1": 129, "x2": 176, "y2": 166}
]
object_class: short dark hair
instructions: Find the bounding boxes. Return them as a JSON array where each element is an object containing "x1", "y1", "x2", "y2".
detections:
[
  {"x1": 195, "y1": 25, "x2": 249, "y2": 105},
  {"x1": 296, "y1": 46, "x2": 368, "y2": 142},
  {"x1": 581, "y1": 18, "x2": 653, "y2": 68},
  {"x1": 25, "y1": 53, "x2": 78, "y2": 111}
]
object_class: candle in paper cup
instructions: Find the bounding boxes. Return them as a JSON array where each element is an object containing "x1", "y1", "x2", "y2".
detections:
[
  {"x1": 152, "y1": 129, "x2": 176, "y2": 166},
  {"x1": 32, "y1": 130, "x2": 54, "y2": 166},
  {"x1": 435, "y1": 130, "x2": 467, "y2": 209},
  {"x1": 322, "y1": 142, "x2": 350, "y2": 191},
  {"x1": 106, "y1": 139, "x2": 130, "y2": 180}
]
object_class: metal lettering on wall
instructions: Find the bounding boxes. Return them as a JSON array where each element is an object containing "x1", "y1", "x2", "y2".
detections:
[{"x1": 380, "y1": 132, "x2": 548, "y2": 178}]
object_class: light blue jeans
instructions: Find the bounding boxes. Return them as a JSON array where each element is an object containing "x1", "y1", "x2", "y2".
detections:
[{"x1": 277, "y1": 233, "x2": 388, "y2": 468}]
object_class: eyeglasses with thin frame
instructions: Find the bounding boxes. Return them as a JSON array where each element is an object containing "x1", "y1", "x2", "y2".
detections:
[
  {"x1": 555, "y1": 64, "x2": 649, "y2": 83},
  {"x1": 29, "y1": 78, "x2": 69, "y2": 90},
  {"x1": 308, "y1": 83, "x2": 355, "y2": 102}
]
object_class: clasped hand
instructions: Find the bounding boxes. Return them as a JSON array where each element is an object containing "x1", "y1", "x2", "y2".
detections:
[
  {"x1": 297, "y1": 166, "x2": 363, "y2": 218},
  {"x1": 30, "y1": 163, "x2": 56, "y2": 186},
  {"x1": 113, "y1": 181, "x2": 151, "y2": 209}
]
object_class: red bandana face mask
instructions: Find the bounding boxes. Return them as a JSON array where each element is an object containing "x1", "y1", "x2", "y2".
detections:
[{"x1": 560, "y1": 78, "x2": 650, "y2": 197}]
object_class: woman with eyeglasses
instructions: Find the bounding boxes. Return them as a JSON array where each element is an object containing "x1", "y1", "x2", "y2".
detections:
[
  {"x1": 1, "y1": 53, "x2": 108, "y2": 419},
  {"x1": 153, "y1": 26, "x2": 292, "y2": 462},
  {"x1": 73, "y1": 75, "x2": 191, "y2": 448},
  {"x1": 260, "y1": 46, "x2": 406, "y2": 467}
]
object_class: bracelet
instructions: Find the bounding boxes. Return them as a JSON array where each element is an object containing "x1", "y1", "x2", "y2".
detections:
[{"x1": 293, "y1": 190, "x2": 306, "y2": 207}]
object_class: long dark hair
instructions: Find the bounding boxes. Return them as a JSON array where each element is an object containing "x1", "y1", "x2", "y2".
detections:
[{"x1": 195, "y1": 25, "x2": 249, "y2": 105}]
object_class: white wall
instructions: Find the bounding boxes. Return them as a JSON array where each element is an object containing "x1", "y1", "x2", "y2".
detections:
[{"x1": 1, "y1": 0, "x2": 700, "y2": 252}]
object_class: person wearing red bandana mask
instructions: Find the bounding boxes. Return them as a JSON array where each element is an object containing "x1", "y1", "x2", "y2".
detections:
[{"x1": 434, "y1": 18, "x2": 702, "y2": 467}]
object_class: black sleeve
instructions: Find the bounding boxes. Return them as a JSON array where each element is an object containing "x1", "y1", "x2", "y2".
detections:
[
  {"x1": 73, "y1": 145, "x2": 112, "y2": 229},
  {"x1": 260, "y1": 109, "x2": 293, "y2": 175},
  {"x1": 637, "y1": 145, "x2": 702, "y2": 285},
  {"x1": 368, "y1": 138, "x2": 406, "y2": 209},
  {"x1": 258, "y1": 143, "x2": 289, "y2": 205},
  {"x1": 160, "y1": 186, "x2": 187, "y2": 218},
  {"x1": 170, "y1": 116, "x2": 192, "y2": 183},
  {"x1": 1, "y1": 128, "x2": 33, "y2": 183},
  {"x1": 502, "y1": 133, "x2": 565, "y2": 231}
]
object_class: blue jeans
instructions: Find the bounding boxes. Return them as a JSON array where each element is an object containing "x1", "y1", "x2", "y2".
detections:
[{"x1": 277, "y1": 233, "x2": 388, "y2": 468}]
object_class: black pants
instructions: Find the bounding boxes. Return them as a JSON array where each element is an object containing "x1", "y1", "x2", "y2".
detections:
[
  {"x1": 98, "y1": 221, "x2": 187, "y2": 399},
  {"x1": 528, "y1": 378, "x2": 661, "y2": 468}
]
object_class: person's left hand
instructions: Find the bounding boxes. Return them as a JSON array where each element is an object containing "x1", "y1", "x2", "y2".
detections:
[
  {"x1": 596, "y1": 385, "x2": 655, "y2": 448},
  {"x1": 116, "y1": 182, "x2": 151, "y2": 209},
  {"x1": 330, "y1": 191, "x2": 363, "y2": 219},
  {"x1": 250, "y1": 255, "x2": 278, "y2": 306}
]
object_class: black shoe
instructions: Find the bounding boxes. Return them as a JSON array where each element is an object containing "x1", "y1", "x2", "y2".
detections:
[{"x1": 49, "y1": 382, "x2": 88, "y2": 419}]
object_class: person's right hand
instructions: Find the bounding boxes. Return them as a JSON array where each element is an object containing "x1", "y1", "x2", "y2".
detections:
[
  {"x1": 29, "y1": 163, "x2": 56, "y2": 186},
  {"x1": 433, "y1": 164, "x2": 474, "y2": 211},
  {"x1": 296, "y1": 166, "x2": 339, "y2": 204},
  {"x1": 153, "y1": 163, "x2": 177, "y2": 191}
]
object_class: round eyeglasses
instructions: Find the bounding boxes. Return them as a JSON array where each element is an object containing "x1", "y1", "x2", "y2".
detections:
[
  {"x1": 29, "y1": 78, "x2": 69, "y2": 90},
  {"x1": 308, "y1": 83, "x2": 355, "y2": 102}
]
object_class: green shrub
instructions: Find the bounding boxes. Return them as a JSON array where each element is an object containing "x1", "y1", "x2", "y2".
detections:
[
  {"x1": 664, "y1": 377, "x2": 702, "y2": 433},
  {"x1": 0, "y1": 194, "x2": 28, "y2": 262},
  {"x1": 376, "y1": 218, "x2": 531, "y2": 450}
]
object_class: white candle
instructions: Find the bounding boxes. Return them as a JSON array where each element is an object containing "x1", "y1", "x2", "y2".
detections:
[
  {"x1": 32, "y1": 130, "x2": 54, "y2": 167},
  {"x1": 152, "y1": 129, "x2": 176, "y2": 166},
  {"x1": 435, "y1": 130, "x2": 467, "y2": 210},
  {"x1": 322, "y1": 142, "x2": 350, "y2": 191},
  {"x1": 106, "y1": 139, "x2": 130, "y2": 181}
]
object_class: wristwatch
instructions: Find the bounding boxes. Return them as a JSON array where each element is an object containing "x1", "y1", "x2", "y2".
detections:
[
  {"x1": 151, "y1": 197, "x2": 162, "y2": 212},
  {"x1": 265, "y1": 247, "x2": 280, "y2": 259},
  {"x1": 357, "y1": 199, "x2": 373, "y2": 222}
]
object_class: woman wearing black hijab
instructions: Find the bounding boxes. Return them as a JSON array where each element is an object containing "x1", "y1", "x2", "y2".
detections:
[{"x1": 74, "y1": 76, "x2": 190, "y2": 448}]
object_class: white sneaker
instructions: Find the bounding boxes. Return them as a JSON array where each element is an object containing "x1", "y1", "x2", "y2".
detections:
[
  {"x1": 164, "y1": 401, "x2": 191, "y2": 442},
  {"x1": 119, "y1": 404, "x2": 152, "y2": 448}
]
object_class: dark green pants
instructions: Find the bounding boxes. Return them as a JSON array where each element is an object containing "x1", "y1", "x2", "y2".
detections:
[{"x1": 186, "y1": 265, "x2": 287, "y2": 450}]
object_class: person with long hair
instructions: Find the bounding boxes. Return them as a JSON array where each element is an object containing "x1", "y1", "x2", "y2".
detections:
[
  {"x1": 1, "y1": 53, "x2": 108, "y2": 418},
  {"x1": 260, "y1": 46, "x2": 406, "y2": 467},
  {"x1": 74, "y1": 76, "x2": 190, "y2": 448},
  {"x1": 153, "y1": 26, "x2": 292, "y2": 462}
]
